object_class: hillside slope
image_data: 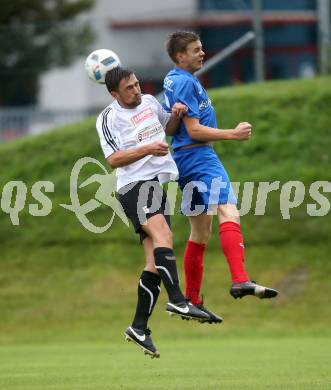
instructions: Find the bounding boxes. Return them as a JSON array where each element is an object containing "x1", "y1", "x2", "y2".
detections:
[{"x1": 0, "y1": 77, "x2": 330, "y2": 343}]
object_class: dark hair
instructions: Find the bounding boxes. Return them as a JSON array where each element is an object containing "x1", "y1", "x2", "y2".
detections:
[
  {"x1": 165, "y1": 31, "x2": 200, "y2": 63},
  {"x1": 105, "y1": 67, "x2": 134, "y2": 93}
]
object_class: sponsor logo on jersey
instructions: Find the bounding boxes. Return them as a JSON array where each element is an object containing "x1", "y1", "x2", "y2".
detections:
[
  {"x1": 131, "y1": 108, "x2": 154, "y2": 126},
  {"x1": 137, "y1": 122, "x2": 163, "y2": 142},
  {"x1": 163, "y1": 77, "x2": 174, "y2": 92},
  {"x1": 199, "y1": 98, "x2": 212, "y2": 110}
]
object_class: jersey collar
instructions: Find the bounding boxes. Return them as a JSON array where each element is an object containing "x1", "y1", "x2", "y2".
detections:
[
  {"x1": 174, "y1": 67, "x2": 196, "y2": 78},
  {"x1": 113, "y1": 98, "x2": 141, "y2": 112}
]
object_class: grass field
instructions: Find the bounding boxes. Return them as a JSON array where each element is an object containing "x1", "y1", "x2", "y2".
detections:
[
  {"x1": 1, "y1": 337, "x2": 330, "y2": 389},
  {"x1": 1, "y1": 77, "x2": 331, "y2": 389},
  {"x1": 1, "y1": 244, "x2": 331, "y2": 345}
]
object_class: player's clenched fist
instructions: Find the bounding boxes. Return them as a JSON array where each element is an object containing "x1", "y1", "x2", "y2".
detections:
[
  {"x1": 147, "y1": 141, "x2": 169, "y2": 156},
  {"x1": 171, "y1": 103, "x2": 188, "y2": 118},
  {"x1": 233, "y1": 122, "x2": 252, "y2": 140}
]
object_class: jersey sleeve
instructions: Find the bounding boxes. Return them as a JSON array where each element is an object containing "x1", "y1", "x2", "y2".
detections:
[
  {"x1": 146, "y1": 94, "x2": 171, "y2": 129},
  {"x1": 173, "y1": 79, "x2": 200, "y2": 119},
  {"x1": 96, "y1": 109, "x2": 120, "y2": 158}
]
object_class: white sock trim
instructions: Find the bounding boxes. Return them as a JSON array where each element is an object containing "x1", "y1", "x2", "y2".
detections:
[
  {"x1": 155, "y1": 266, "x2": 174, "y2": 285},
  {"x1": 139, "y1": 279, "x2": 154, "y2": 314}
]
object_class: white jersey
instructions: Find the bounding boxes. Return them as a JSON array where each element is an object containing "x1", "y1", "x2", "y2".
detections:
[{"x1": 96, "y1": 94, "x2": 179, "y2": 190}]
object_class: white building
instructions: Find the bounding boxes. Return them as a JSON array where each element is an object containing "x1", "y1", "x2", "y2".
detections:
[
  {"x1": 39, "y1": 0, "x2": 196, "y2": 111},
  {"x1": 2, "y1": 0, "x2": 324, "y2": 140}
]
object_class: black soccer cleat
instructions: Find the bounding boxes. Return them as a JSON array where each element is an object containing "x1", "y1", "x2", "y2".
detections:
[
  {"x1": 185, "y1": 297, "x2": 223, "y2": 324},
  {"x1": 230, "y1": 280, "x2": 278, "y2": 299},
  {"x1": 166, "y1": 300, "x2": 210, "y2": 321},
  {"x1": 124, "y1": 326, "x2": 160, "y2": 358},
  {"x1": 196, "y1": 302, "x2": 223, "y2": 324}
]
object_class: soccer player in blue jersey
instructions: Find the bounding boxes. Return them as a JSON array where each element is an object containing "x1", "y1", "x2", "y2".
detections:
[{"x1": 163, "y1": 31, "x2": 278, "y2": 322}]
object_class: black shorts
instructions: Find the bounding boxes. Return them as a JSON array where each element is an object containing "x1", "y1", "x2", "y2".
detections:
[{"x1": 117, "y1": 178, "x2": 171, "y2": 243}]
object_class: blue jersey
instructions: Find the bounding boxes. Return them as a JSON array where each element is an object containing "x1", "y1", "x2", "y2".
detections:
[{"x1": 163, "y1": 67, "x2": 218, "y2": 150}]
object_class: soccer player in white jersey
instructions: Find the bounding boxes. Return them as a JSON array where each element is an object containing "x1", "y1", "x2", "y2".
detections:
[{"x1": 95, "y1": 67, "x2": 209, "y2": 358}]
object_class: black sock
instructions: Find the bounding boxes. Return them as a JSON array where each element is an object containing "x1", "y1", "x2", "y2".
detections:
[
  {"x1": 132, "y1": 271, "x2": 161, "y2": 330},
  {"x1": 154, "y1": 247, "x2": 185, "y2": 304}
]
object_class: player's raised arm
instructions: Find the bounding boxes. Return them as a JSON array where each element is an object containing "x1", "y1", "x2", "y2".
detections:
[
  {"x1": 107, "y1": 141, "x2": 169, "y2": 168},
  {"x1": 183, "y1": 117, "x2": 252, "y2": 142},
  {"x1": 165, "y1": 103, "x2": 188, "y2": 136}
]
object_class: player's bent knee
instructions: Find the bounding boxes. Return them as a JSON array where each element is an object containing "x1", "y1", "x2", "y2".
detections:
[
  {"x1": 159, "y1": 228, "x2": 173, "y2": 244},
  {"x1": 153, "y1": 225, "x2": 173, "y2": 247},
  {"x1": 190, "y1": 221, "x2": 212, "y2": 244},
  {"x1": 217, "y1": 204, "x2": 240, "y2": 224},
  {"x1": 189, "y1": 228, "x2": 211, "y2": 244}
]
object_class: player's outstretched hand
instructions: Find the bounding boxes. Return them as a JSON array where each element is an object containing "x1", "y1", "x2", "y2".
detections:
[
  {"x1": 233, "y1": 122, "x2": 252, "y2": 140},
  {"x1": 147, "y1": 141, "x2": 169, "y2": 157},
  {"x1": 172, "y1": 103, "x2": 188, "y2": 118}
]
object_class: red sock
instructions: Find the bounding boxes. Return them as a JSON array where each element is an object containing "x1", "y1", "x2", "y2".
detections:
[
  {"x1": 219, "y1": 222, "x2": 249, "y2": 283},
  {"x1": 183, "y1": 240, "x2": 206, "y2": 305}
]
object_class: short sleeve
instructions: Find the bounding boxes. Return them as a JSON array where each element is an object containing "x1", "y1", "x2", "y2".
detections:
[
  {"x1": 96, "y1": 108, "x2": 120, "y2": 158},
  {"x1": 173, "y1": 79, "x2": 200, "y2": 119},
  {"x1": 146, "y1": 94, "x2": 171, "y2": 129}
]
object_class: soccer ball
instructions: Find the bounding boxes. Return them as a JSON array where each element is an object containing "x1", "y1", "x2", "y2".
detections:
[{"x1": 85, "y1": 49, "x2": 121, "y2": 84}]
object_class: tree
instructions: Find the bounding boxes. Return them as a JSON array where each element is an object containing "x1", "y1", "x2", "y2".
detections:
[{"x1": 0, "y1": 0, "x2": 95, "y2": 106}]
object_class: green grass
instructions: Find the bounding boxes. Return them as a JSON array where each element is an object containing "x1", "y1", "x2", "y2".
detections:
[
  {"x1": 1, "y1": 244, "x2": 330, "y2": 345},
  {"x1": 0, "y1": 76, "x2": 331, "y2": 347},
  {"x1": 1, "y1": 77, "x2": 330, "y2": 250},
  {"x1": 209, "y1": 76, "x2": 331, "y2": 182},
  {"x1": 1, "y1": 76, "x2": 331, "y2": 389},
  {"x1": 1, "y1": 338, "x2": 330, "y2": 389}
]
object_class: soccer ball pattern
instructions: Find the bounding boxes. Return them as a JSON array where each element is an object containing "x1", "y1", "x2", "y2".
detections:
[{"x1": 85, "y1": 49, "x2": 121, "y2": 84}]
